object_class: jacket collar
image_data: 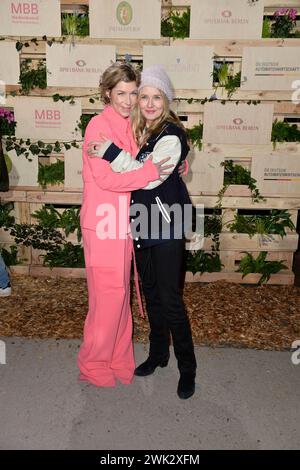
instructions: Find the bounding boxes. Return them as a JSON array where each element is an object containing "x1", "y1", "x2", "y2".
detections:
[
  {"x1": 102, "y1": 105, "x2": 130, "y2": 134},
  {"x1": 102, "y1": 105, "x2": 138, "y2": 155}
]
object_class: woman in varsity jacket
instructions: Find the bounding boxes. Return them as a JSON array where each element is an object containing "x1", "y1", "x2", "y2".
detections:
[{"x1": 89, "y1": 66, "x2": 197, "y2": 399}]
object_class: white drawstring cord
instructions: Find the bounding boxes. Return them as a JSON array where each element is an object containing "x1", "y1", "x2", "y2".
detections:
[{"x1": 155, "y1": 196, "x2": 171, "y2": 223}]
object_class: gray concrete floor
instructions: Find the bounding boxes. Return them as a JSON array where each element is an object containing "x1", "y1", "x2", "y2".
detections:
[{"x1": 0, "y1": 337, "x2": 299, "y2": 450}]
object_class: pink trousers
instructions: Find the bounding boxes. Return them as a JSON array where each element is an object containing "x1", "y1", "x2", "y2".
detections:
[{"x1": 77, "y1": 229, "x2": 135, "y2": 387}]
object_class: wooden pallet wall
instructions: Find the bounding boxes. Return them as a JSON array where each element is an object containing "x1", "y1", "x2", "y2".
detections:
[{"x1": 1, "y1": 0, "x2": 300, "y2": 284}]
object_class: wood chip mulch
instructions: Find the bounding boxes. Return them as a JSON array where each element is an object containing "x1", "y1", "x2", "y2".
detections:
[{"x1": 0, "y1": 275, "x2": 299, "y2": 351}]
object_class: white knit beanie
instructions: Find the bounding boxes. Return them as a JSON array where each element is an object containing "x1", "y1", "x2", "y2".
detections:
[{"x1": 139, "y1": 65, "x2": 174, "y2": 103}]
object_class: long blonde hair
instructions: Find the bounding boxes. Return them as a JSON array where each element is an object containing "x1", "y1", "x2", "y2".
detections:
[{"x1": 131, "y1": 90, "x2": 184, "y2": 147}]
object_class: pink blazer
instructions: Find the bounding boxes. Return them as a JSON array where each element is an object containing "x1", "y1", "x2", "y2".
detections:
[{"x1": 80, "y1": 105, "x2": 158, "y2": 268}]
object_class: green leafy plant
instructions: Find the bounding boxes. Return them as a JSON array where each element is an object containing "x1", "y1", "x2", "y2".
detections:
[
  {"x1": 3, "y1": 201, "x2": 83, "y2": 267},
  {"x1": 61, "y1": 13, "x2": 89, "y2": 37},
  {"x1": 219, "y1": 160, "x2": 265, "y2": 204},
  {"x1": 228, "y1": 210, "x2": 295, "y2": 238},
  {"x1": 0, "y1": 245, "x2": 19, "y2": 266},
  {"x1": 262, "y1": 17, "x2": 271, "y2": 37},
  {"x1": 31, "y1": 205, "x2": 61, "y2": 227},
  {"x1": 77, "y1": 114, "x2": 97, "y2": 137},
  {"x1": 62, "y1": 13, "x2": 78, "y2": 36},
  {"x1": 38, "y1": 160, "x2": 65, "y2": 188},
  {"x1": 204, "y1": 212, "x2": 222, "y2": 251},
  {"x1": 161, "y1": 9, "x2": 190, "y2": 38},
  {"x1": 212, "y1": 62, "x2": 241, "y2": 98},
  {"x1": 0, "y1": 203, "x2": 15, "y2": 228},
  {"x1": 32, "y1": 205, "x2": 81, "y2": 242},
  {"x1": 59, "y1": 207, "x2": 81, "y2": 241},
  {"x1": 237, "y1": 251, "x2": 287, "y2": 284},
  {"x1": 186, "y1": 250, "x2": 223, "y2": 274},
  {"x1": 186, "y1": 123, "x2": 203, "y2": 151},
  {"x1": 19, "y1": 59, "x2": 47, "y2": 94},
  {"x1": 222, "y1": 162, "x2": 256, "y2": 189},
  {"x1": 271, "y1": 119, "x2": 300, "y2": 149},
  {"x1": 225, "y1": 72, "x2": 241, "y2": 98},
  {"x1": 42, "y1": 242, "x2": 84, "y2": 268}
]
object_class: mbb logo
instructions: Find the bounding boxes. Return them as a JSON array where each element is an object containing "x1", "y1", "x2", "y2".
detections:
[
  {"x1": 11, "y1": 2, "x2": 39, "y2": 14},
  {"x1": 35, "y1": 110, "x2": 61, "y2": 120}
]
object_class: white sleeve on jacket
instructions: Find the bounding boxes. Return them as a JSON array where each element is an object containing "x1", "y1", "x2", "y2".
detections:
[
  {"x1": 99, "y1": 135, "x2": 182, "y2": 190},
  {"x1": 142, "y1": 135, "x2": 181, "y2": 190},
  {"x1": 93, "y1": 139, "x2": 143, "y2": 172},
  {"x1": 111, "y1": 151, "x2": 143, "y2": 172}
]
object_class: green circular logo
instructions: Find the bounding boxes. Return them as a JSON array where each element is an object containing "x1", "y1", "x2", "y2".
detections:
[{"x1": 116, "y1": 1, "x2": 133, "y2": 26}]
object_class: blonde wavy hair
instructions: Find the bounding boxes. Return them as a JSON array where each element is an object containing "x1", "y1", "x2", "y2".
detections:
[
  {"x1": 131, "y1": 90, "x2": 184, "y2": 147},
  {"x1": 100, "y1": 63, "x2": 140, "y2": 104}
]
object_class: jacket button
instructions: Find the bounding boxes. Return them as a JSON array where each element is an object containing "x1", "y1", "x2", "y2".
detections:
[
  {"x1": 130, "y1": 218, "x2": 134, "y2": 222},
  {"x1": 137, "y1": 244, "x2": 141, "y2": 248},
  {"x1": 135, "y1": 237, "x2": 138, "y2": 241},
  {"x1": 131, "y1": 199, "x2": 134, "y2": 203}
]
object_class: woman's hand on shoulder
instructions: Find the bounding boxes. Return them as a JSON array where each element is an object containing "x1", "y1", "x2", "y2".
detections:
[{"x1": 148, "y1": 155, "x2": 174, "y2": 178}]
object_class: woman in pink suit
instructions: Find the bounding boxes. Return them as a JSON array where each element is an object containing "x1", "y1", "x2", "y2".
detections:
[{"x1": 78, "y1": 63, "x2": 172, "y2": 387}]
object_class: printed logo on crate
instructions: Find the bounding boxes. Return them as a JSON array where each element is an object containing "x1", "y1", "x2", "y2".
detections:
[
  {"x1": 116, "y1": 1, "x2": 133, "y2": 25},
  {"x1": 241, "y1": 47, "x2": 300, "y2": 91},
  {"x1": 13, "y1": 97, "x2": 82, "y2": 141},
  {"x1": 190, "y1": 0, "x2": 264, "y2": 39},
  {"x1": 203, "y1": 102, "x2": 274, "y2": 145},
  {"x1": 46, "y1": 44, "x2": 116, "y2": 88},
  {"x1": 143, "y1": 46, "x2": 214, "y2": 90},
  {"x1": 89, "y1": 0, "x2": 161, "y2": 39},
  {"x1": 251, "y1": 155, "x2": 300, "y2": 196},
  {"x1": 0, "y1": 0, "x2": 61, "y2": 36}
]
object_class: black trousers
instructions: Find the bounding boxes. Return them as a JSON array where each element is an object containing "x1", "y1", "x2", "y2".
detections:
[{"x1": 135, "y1": 239, "x2": 197, "y2": 375}]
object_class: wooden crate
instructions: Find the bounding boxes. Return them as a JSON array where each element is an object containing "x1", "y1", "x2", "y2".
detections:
[
  {"x1": 185, "y1": 271, "x2": 295, "y2": 285},
  {"x1": 2, "y1": 3, "x2": 300, "y2": 284},
  {"x1": 219, "y1": 249, "x2": 294, "y2": 272},
  {"x1": 219, "y1": 207, "x2": 298, "y2": 232}
]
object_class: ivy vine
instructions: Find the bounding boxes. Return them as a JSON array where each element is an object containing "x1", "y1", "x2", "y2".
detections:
[
  {"x1": 3, "y1": 136, "x2": 81, "y2": 160},
  {"x1": 217, "y1": 160, "x2": 265, "y2": 205},
  {"x1": 186, "y1": 123, "x2": 203, "y2": 151},
  {"x1": 19, "y1": 59, "x2": 47, "y2": 94},
  {"x1": 1, "y1": 203, "x2": 83, "y2": 268}
]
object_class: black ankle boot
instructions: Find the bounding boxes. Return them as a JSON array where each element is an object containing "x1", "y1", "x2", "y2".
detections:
[
  {"x1": 177, "y1": 372, "x2": 196, "y2": 399},
  {"x1": 134, "y1": 356, "x2": 169, "y2": 377}
]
